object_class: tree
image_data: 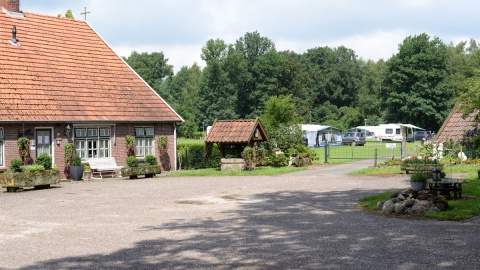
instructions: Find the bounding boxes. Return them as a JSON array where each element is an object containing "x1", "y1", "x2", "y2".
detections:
[
  {"x1": 460, "y1": 70, "x2": 480, "y2": 122},
  {"x1": 382, "y1": 33, "x2": 455, "y2": 131},
  {"x1": 196, "y1": 39, "x2": 237, "y2": 126},
  {"x1": 123, "y1": 51, "x2": 173, "y2": 89},
  {"x1": 261, "y1": 95, "x2": 303, "y2": 152},
  {"x1": 176, "y1": 64, "x2": 202, "y2": 137},
  {"x1": 301, "y1": 46, "x2": 362, "y2": 123},
  {"x1": 234, "y1": 31, "x2": 276, "y2": 118},
  {"x1": 58, "y1": 9, "x2": 74, "y2": 19},
  {"x1": 357, "y1": 59, "x2": 385, "y2": 120}
]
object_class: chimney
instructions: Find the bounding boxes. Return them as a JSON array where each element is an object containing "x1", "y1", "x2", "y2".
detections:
[{"x1": 1, "y1": 0, "x2": 19, "y2": 12}]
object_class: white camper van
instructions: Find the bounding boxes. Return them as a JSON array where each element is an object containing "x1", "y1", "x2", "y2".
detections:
[{"x1": 375, "y1": 124, "x2": 415, "y2": 142}]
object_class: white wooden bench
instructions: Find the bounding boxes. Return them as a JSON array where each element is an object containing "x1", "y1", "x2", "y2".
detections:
[{"x1": 86, "y1": 158, "x2": 123, "y2": 179}]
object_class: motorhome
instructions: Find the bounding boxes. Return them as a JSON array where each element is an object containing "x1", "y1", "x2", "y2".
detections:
[{"x1": 375, "y1": 124, "x2": 420, "y2": 142}]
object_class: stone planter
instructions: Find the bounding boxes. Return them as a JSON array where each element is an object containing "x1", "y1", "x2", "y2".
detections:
[
  {"x1": 121, "y1": 165, "x2": 162, "y2": 179},
  {"x1": 221, "y1": 158, "x2": 245, "y2": 172},
  {"x1": 401, "y1": 164, "x2": 443, "y2": 174},
  {"x1": 0, "y1": 170, "x2": 60, "y2": 192},
  {"x1": 70, "y1": 166, "x2": 84, "y2": 181}
]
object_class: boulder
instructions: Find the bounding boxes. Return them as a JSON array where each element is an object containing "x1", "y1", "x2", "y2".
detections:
[
  {"x1": 382, "y1": 200, "x2": 395, "y2": 213},
  {"x1": 394, "y1": 203, "x2": 405, "y2": 214},
  {"x1": 411, "y1": 203, "x2": 428, "y2": 215}
]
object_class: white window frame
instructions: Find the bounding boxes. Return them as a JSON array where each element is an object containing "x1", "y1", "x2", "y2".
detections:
[
  {"x1": 74, "y1": 127, "x2": 111, "y2": 160},
  {"x1": 135, "y1": 127, "x2": 154, "y2": 158}
]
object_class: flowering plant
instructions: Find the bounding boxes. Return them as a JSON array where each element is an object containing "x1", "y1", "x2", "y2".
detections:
[{"x1": 401, "y1": 155, "x2": 439, "y2": 165}]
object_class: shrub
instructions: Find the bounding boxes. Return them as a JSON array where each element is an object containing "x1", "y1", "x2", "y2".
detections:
[
  {"x1": 144, "y1": 155, "x2": 157, "y2": 165},
  {"x1": 267, "y1": 148, "x2": 288, "y2": 167},
  {"x1": 241, "y1": 146, "x2": 255, "y2": 168},
  {"x1": 10, "y1": 158, "x2": 23, "y2": 172},
  {"x1": 72, "y1": 155, "x2": 82, "y2": 166},
  {"x1": 34, "y1": 153, "x2": 52, "y2": 170},
  {"x1": 126, "y1": 156, "x2": 139, "y2": 167},
  {"x1": 22, "y1": 164, "x2": 45, "y2": 172},
  {"x1": 17, "y1": 137, "x2": 33, "y2": 165},
  {"x1": 126, "y1": 135, "x2": 136, "y2": 157}
]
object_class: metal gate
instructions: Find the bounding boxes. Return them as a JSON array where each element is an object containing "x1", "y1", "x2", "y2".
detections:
[{"x1": 325, "y1": 141, "x2": 404, "y2": 161}]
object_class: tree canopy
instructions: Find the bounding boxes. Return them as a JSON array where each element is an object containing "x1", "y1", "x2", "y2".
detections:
[{"x1": 124, "y1": 31, "x2": 480, "y2": 138}]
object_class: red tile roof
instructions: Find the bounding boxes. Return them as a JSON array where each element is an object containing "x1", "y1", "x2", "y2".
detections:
[
  {"x1": 205, "y1": 119, "x2": 269, "y2": 144},
  {"x1": 0, "y1": 9, "x2": 183, "y2": 123},
  {"x1": 436, "y1": 103, "x2": 479, "y2": 144}
]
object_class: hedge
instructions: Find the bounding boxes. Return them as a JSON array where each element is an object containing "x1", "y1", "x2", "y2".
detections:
[{"x1": 177, "y1": 142, "x2": 221, "y2": 170}]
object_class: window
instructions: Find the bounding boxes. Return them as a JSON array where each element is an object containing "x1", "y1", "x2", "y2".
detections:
[
  {"x1": 36, "y1": 129, "x2": 52, "y2": 157},
  {"x1": 0, "y1": 128, "x2": 3, "y2": 166},
  {"x1": 386, "y1": 129, "x2": 393, "y2": 134},
  {"x1": 135, "y1": 127, "x2": 154, "y2": 157},
  {"x1": 74, "y1": 127, "x2": 110, "y2": 160},
  {"x1": 396, "y1": 128, "x2": 401, "y2": 135}
]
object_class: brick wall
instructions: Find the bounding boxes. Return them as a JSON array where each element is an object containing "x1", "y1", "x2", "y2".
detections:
[
  {"x1": 1, "y1": 122, "x2": 177, "y2": 179},
  {"x1": 0, "y1": 0, "x2": 20, "y2": 12}
]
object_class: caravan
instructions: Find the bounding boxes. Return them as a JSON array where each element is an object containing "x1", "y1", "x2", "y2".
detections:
[{"x1": 375, "y1": 124, "x2": 421, "y2": 142}]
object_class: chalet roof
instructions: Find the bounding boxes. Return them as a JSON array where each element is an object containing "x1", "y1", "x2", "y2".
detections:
[
  {"x1": 205, "y1": 119, "x2": 269, "y2": 144},
  {"x1": 0, "y1": 9, "x2": 183, "y2": 123},
  {"x1": 436, "y1": 103, "x2": 479, "y2": 144}
]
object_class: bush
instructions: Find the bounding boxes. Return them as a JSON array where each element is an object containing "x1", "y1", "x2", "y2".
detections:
[
  {"x1": 72, "y1": 155, "x2": 82, "y2": 166},
  {"x1": 126, "y1": 156, "x2": 139, "y2": 167},
  {"x1": 144, "y1": 155, "x2": 157, "y2": 165},
  {"x1": 23, "y1": 164, "x2": 45, "y2": 172},
  {"x1": 241, "y1": 146, "x2": 255, "y2": 168},
  {"x1": 175, "y1": 142, "x2": 224, "y2": 169},
  {"x1": 34, "y1": 153, "x2": 52, "y2": 170},
  {"x1": 10, "y1": 158, "x2": 23, "y2": 172},
  {"x1": 267, "y1": 148, "x2": 288, "y2": 167}
]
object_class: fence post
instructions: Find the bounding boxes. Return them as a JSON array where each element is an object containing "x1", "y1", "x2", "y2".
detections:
[
  {"x1": 324, "y1": 141, "x2": 329, "y2": 164},
  {"x1": 185, "y1": 147, "x2": 189, "y2": 170},
  {"x1": 374, "y1": 148, "x2": 378, "y2": 167}
]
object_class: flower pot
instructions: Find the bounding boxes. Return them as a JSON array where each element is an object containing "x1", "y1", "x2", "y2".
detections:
[
  {"x1": 70, "y1": 166, "x2": 84, "y2": 181},
  {"x1": 83, "y1": 170, "x2": 92, "y2": 181},
  {"x1": 410, "y1": 181, "x2": 426, "y2": 191}
]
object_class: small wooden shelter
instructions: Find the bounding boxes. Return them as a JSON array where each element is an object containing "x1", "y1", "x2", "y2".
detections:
[{"x1": 205, "y1": 119, "x2": 269, "y2": 158}]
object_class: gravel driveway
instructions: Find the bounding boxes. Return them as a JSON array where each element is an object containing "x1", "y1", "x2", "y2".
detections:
[{"x1": 0, "y1": 161, "x2": 479, "y2": 269}]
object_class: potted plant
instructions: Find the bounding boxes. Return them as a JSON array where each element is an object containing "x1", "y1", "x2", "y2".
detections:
[
  {"x1": 70, "y1": 155, "x2": 84, "y2": 181},
  {"x1": 83, "y1": 164, "x2": 92, "y2": 181},
  {"x1": 410, "y1": 173, "x2": 430, "y2": 191}
]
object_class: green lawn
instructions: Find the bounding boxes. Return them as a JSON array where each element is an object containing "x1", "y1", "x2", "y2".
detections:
[{"x1": 167, "y1": 166, "x2": 307, "y2": 177}]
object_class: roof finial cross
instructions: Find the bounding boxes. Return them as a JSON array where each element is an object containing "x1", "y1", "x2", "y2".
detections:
[{"x1": 81, "y1": 7, "x2": 90, "y2": 21}]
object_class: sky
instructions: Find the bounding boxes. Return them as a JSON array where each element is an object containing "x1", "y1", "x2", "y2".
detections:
[{"x1": 20, "y1": 0, "x2": 480, "y2": 73}]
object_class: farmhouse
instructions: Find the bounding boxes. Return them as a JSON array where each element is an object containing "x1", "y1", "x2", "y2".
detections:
[{"x1": 0, "y1": 1, "x2": 183, "y2": 177}]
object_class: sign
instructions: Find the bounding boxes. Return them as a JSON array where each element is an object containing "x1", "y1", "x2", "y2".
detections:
[{"x1": 386, "y1": 143, "x2": 396, "y2": 149}]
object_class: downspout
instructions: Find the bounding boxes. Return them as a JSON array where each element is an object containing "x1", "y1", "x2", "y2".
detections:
[{"x1": 174, "y1": 122, "x2": 177, "y2": 171}]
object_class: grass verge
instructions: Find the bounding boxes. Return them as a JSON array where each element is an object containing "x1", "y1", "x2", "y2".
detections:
[{"x1": 167, "y1": 166, "x2": 307, "y2": 177}]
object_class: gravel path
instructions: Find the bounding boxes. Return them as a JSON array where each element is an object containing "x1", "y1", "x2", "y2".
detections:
[{"x1": 0, "y1": 162, "x2": 479, "y2": 269}]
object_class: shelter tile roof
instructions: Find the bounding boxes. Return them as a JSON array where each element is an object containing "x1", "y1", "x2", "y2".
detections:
[
  {"x1": 0, "y1": 9, "x2": 183, "y2": 122},
  {"x1": 436, "y1": 103, "x2": 479, "y2": 144},
  {"x1": 205, "y1": 119, "x2": 268, "y2": 144}
]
